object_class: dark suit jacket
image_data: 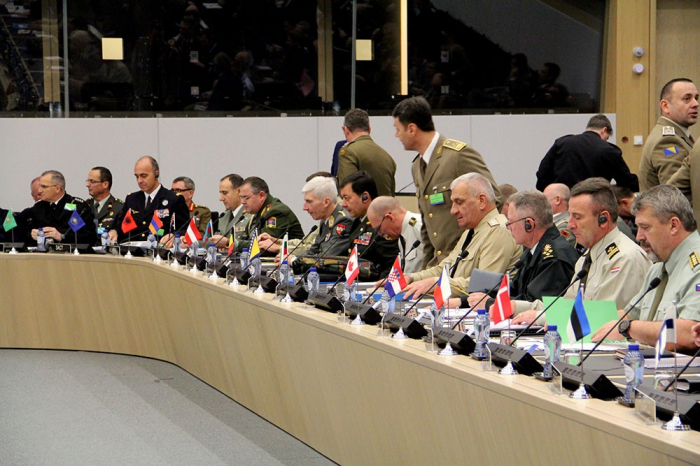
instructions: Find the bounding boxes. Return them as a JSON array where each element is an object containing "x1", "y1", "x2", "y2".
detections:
[
  {"x1": 27, "y1": 193, "x2": 96, "y2": 245},
  {"x1": 113, "y1": 186, "x2": 189, "y2": 242},
  {"x1": 536, "y1": 131, "x2": 639, "y2": 191}
]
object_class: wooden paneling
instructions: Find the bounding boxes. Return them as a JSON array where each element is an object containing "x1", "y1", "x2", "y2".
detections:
[{"x1": 1, "y1": 254, "x2": 699, "y2": 465}]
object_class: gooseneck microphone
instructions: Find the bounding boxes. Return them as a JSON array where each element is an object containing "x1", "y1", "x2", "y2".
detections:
[
  {"x1": 578, "y1": 276, "x2": 662, "y2": 365},
  {"x1": 508, "y1": 268, "x2": 588, "y2": 347}
]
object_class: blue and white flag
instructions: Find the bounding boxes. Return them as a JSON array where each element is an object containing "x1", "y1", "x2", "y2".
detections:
[
  {"x1": 655, "y1": 303, "x2": 677, "y2": 369},
  {"x1": 567, "y1": 286, "x2": 590, "y2": 343}
]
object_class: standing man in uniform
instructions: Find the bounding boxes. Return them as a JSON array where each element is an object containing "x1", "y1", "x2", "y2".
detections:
[
  {"x1": 235, "y1": 176, "x2": 304, "y2": 253},
  {"x1": 592, "y1": 186, "x2": 700, "y2": 352},
  {"x1": 85, "y1": 166, "x2": 124, "y2": 237},
  {"x1": 211, "y1": 173, "x2": 249, "y2": 249},
  {"x1": 109, "y1": 156, "x2": 189, "y2": 243},
  {"x1": 367, "y1": 196, "x2": 424, "y2": 274},
  {"x1": 392, "y1": 96, "x2": 501, "y2": 268},
  {"x1": 337, "y1": 108, "x2": 397, "y2": 197},
  {"x1": 28, "y1": 170, "x2": 96, "y2": 245},
  {"x1": 514, "y1": 178, "x2": 650, "y2": 325},
  {"x1": 639, "y1": 78, "x2": 698, "y2": 191},
  {"x1": 171, "y1": 176, "x2": 212, "y2": 236}
]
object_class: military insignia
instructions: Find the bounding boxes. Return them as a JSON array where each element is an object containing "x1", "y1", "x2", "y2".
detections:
[
  {"x1": 409, "y1": 217, "x2": 417, "y2": 226},
  {"x1": 64, "y1": 203, "x2": 76, "y2": 211},
  {"x1": 327, "y1": 215, "x2": 335, "y2": 228},
  {"x1": 266, "y1": 217, "x2": 277, "y2": 228},
  {"x1": 488, "y1": 218, "x2": 500, "y2": 227},
  {"x1": 610, "y1": 266, "x2": 621, "y2": 274},
  {"x1": 689, "y1": 252, "x2": 700, "y2": 270},
  {"x1": 354, "y1": 232, "x2": 372, "y2": 246},
  {"x1": 443, "y1": 139, "x2": 467, "y2": 151},
  {"x1": 156, "y1": 208, "x2": 170, "y2": 218},
  {"x1": 663, "y1": 146, "x2": 679, "y2": 156},
  {"x1": 605, "y1": 243, "x2": 620, "y2": 260},
  {"x1": 162, "y1": 200, "x2": 168, "y2": 206},
  {"x1": 662, "y1": 126, "x2": 676, "y2": 136},
  {"x1": 324, "y1": 233, "x2": 331, "y2": 242},
  {"x1": 696, "y1": 284, "x2": 700, "y2": 292},
  {"x1": 335, "y1": 224, "x2": 346, "y2": 235},
  {"x1": 339, "y1": 148, "x2": 346, "y2": 156},
  {"x1": 560, "y1": 229, "x2": 571, "y2": 239},
  {"x1": 542, "y1": 244, "x2": 553, "y2": 259}
]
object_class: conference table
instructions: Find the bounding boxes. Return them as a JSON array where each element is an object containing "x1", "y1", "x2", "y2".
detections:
[{"x1": 1, "y1": 254, "x2": 699, "y2": 465}]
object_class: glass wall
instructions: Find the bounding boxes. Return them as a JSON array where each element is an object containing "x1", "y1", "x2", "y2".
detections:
[{"x1": 0, "y1": 0, "x2": 605, "y2": 116}]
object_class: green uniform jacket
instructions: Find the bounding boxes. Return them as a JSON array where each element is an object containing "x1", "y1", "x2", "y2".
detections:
[
  {"x1": 639, "y1": 117, "x2": 693, "y2": 191},
  {"x1": 87, "y1": 194, "x2": 124, "y2": 233},
  {"x1": 346, "y1": 215, "x2": 400, "y2": 278},
  {"x1": 189, "y1": 203, "x2": 212, "y2": 237},
  {"x1": 300, "y1": 204, "x2": 353, "y2": 257},
  {"x1": 237, "y1": 195, "x2": 304, "y2": 253},
  {"x1": 412, "y1": 134, "x2": 502, "y2": 268},
  {"x1": 337, "y1": 134, "x2": 397, "y2": 197}
]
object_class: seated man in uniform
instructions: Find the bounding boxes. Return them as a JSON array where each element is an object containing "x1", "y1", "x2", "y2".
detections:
[
  {"x1": 287, "y1": 176, "x2": 353, "y2": 270},
  {"x1": 514, "y1": 178, "x2": 650, "y2": 325},
  {"x1": 454, "y1": 190, "x2": 579, "y2": 313},
  {"x1": 85, "y1": 166, "x2": 123, "y2": 240},
  {"x1": 109, "y1": 156, "x2": 189, "y2": 243},
  {"x1": 28, "y1": 170, "x2": 96, "y2": 246},
  {"x1": 367, "y1": 196, "x2": 424, "y2": 274},
  {"x1": 235, "y1": 176, "x2": 304, "y2": 253},
  {"x1": 339, "y1": 171, "x2": 399, "y2": 278},
  {"x1": 593, "y1": 185, "x2": 700, "y2": 352},
  {"x1": 211, "y1": 174, "x2": 249, "y2": 250},
  {"x1": 172, "y1": 176, "x2": 211, "y2": 236},
  {"x1": 402, "y1": 173, "x2": 521, "y2": 298}
]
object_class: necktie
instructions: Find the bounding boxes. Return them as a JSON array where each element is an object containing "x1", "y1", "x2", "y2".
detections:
[
  {"x1": 690, "y1": 134, "x2": 696, "y2": 145},
  {"x1": 648, "y1": 268, "x2": 668, "y2": 321},
  {"x1": 419, "y1": 157, "x2": 427, "y2": 178},
  {"x1": 145, "y1": 195, "x2": 152, "y2": 210},
  {"x1": 580, "y1": 253, "x2": 593, "y2": 287},
  {"x1": 399, "y1": 236, "x2": 407, "y2": 269}
]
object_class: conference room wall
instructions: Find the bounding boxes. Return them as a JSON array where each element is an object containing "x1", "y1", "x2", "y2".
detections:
[{"x1": 0, "y1": 114, "x2": 610, "y2": 233}]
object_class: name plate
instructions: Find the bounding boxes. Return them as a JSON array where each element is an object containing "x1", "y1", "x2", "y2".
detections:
[{"x1": 47, "y1": 243, "x2": 73, "y2": 254}]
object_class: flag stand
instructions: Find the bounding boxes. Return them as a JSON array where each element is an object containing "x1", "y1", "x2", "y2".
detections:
[
  {"x1": 569, "y1": 283, "x2": 591, "y2": 399},
  {"x1": 662, "y1": 302, "x2": 690, "y2": 431},
  {"x1": 125, "y1": 231, "x2": 133, "y2": 258},
  {"x1": 438, "y1": 304, "x2": 455, "y2": 356},
  {"x1": 499, "y1": 317, "x2": 518, "y2": 375},
  {"x1": 350, "y1": 289, "x2": 365, "y2": 325},
  {"x1": 73, "y1": 230, "x2": 80, "y2": 255},
  {"x1": 154, "y1": 238, "x2": 163, "y2": 263},
  {"x1": 9, "y1": 228, "x2": 17, "y2": 254}
]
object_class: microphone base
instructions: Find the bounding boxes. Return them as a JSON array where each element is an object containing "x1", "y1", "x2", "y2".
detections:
[
  {"x1": 637, "y1": 385, "x2": 700, "y2": 431},
  {"x1": 432, "y1": 327, "x2": 475, "y2": 355},
  {"x1": 259, "y1": 275, "x2": 279, "y2": 293},
  {"x1": 554, "y1": 362, "x2": 622, "y2": 400},
  {"x1": 344, "y1": 302, "x2": 382, "y2": 325},
  {"x1": 382, "y1": 313, "x2": 427, "y2": 339},
  {"x1": 487, "y1": 343, "x2": 543, "y2": 376},
  {"x1": 288, "y1": 282, "x2": 309, "y2": 302},
  {"x1": 308, "y1": 291, "x2": 343, "y2": 313}
]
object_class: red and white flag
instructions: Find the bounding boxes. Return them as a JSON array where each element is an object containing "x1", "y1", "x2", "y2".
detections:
[
  {"x1": 345, "y1": 245, "x2": 360, "y2": 285},
  {"x1": 184, "y1": 218, "x2": 202, "y2": 245},
  {"x1": 491, "y1": 274, "x2": 513, "y2": 324},
  {"x1": 433, "y1": 265, "x2": 451, "y2": 309},
  {"x1": 385, "y1": 256, "x2": 407, "y2": 298}
]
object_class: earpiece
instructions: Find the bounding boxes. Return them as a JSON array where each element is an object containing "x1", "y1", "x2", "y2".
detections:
[
  {"x1": 598, "y1": 212, "x2": 607, "y2": 226},
  {"x1": 155, "y1": 170, "x2": 160, "y2": 179},
  {"x1": 524, "y1": 219, "x2": 533, "y2": 232},
  {"x1": 361, "y1": 193, "x2": 368, "y2": 202}
]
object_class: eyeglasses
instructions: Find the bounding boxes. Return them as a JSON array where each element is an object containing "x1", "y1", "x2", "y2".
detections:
[
  {"x1": 505, "y1": 217, "x2": 528, "y2": 228},
  {"x1": 39, "y1": 184, "x2": 57, "y2": 189},
  {"x1": 172, "y1": 188, "x2": 193, "y2": 194},
  {"x1": 85, "y1": 179, "x2": 103, "y2": 185}
]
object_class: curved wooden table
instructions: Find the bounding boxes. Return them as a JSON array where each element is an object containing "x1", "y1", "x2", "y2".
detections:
[{"x1": 1, "y1": 254, "x2": 699, "y2": 465}]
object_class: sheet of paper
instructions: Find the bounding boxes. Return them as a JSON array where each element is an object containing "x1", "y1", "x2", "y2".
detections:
[{"x1": 543, "y1": 297, "x2": 618, "y2": 344}]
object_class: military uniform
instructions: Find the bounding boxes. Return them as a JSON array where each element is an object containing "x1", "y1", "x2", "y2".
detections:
[
  {"x1": 27, "y1": 193, "x2": 96, "y2": 245},
  {"x1": 113, "y1": 187, "x2": 189, "y2": 242},
  {"x1": 409, "y1": 208, "x2": 521, "y2": 294},
  {"x1": 236, "y1": 196, "x2": 304, "y2": 253},
  {"x1": 86, "y1": 194, "x2": 124, "y2": 234},
  {"x1": 346, "y1": 215, "x2": 400, "y2": 278},
  {"x1": 669, "y1": 143, "x2": 700, "y2": 222},
  {"x1": 412, "y1": 134, "x2": 502, "y2": 268},
  {"x1": 299, "y1": 204, "x2": 353, "y2": 257},
  {"x1": 639, "y1": 117, "x2": 694, "y2": 191},
  {"x1": 189, "y1": 202, "x2": 212, "y2": 236},
  {"x1": 553, "y1": 211, "x2": 574, "y2": 245},
  {"x1": 337, "y1": 135, "x2": 397, "y2": 197},
  {"x1": 400, "y1": 211, "x2": 424, "y2": 274},
  {"x1": 628, "y1": 231, "x2": 700, "y2": 322},
  {"x1": 563, "y1": 228, "x2": 651, "y2": 309},
  {"x1": 506, "y1": 225, "x2": 580, "y2": 313}
]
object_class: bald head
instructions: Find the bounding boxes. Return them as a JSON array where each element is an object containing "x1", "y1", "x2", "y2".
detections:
[
  {"x1": 543, "y1": 183, "x2": 569, "y2": 214},
  {"x1": 367, "y1": 196, "x2": 408, "y2": 240}
]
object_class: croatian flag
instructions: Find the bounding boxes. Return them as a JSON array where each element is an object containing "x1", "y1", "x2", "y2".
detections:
[
  {"x1": 385, "y1": 256, "x2": 407, "y2": 298},
  {"x1": 433, "y1": 265, "x2": 451, "y2": 309}
]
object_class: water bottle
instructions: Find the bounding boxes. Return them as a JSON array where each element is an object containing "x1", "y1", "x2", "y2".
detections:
[
  {"x1": 622, "y1": 344, "x2": 645, "y2": 403},
  {"x1": 207, "y1": 242, "x2": 217, "y2": 267},
  {"x1": 147, "y1": 233, "x2": 158, "y2": 250},
  {"x1": 251, "y1": 255, "x2": 261, "y2": 278},
  {"x1": 542, "y1": 325, "x2": 562, "y2": 379},
  {"x1": 240, "y1": 248, "x2": 249, "y2": 269},
  {"x1": 101, "y1": 231, "x2": 110, "y2": 247},
  {"x1": 346, "y1": 281, "x2": 358, "y2": 302},
  {"x1": 307, "y1": 267, "x2": 320, "y2": 293},
  {"x1": 380, "y1": 289, "x2": 395, "y2": 314},
  {"x1": 279, "y1": 260, "x2": 290, "y2": 289},
  {"x1": 473, "y1": 309, "x2": 490, "y2": 359},
  {"x1": 173, "y1": 234, "x2": 182, "y2": 252},
  {"x1": 37, "y1": 228, "x2": 46, "y2": 252}
]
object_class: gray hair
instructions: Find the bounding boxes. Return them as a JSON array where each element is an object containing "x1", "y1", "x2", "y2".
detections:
[
  {"x1": 173, "y1": 176, "x2": 195, "y2": 190},
  {"x1": 632, "y1": 185, "x2": 697, "y2": 232},
  {"x1": 368, "y1": 196, "x2": 404, "y2": 217},
  {"x1": 451, "y1": 173, "x2": 496, "y2": 204},
  {"x1": 41, "y1": 170, "x2": 65, "y2": 189},
  {"x1": 509, "y1": 190, "x2": 553, "y2": 228},
  {"x1": 302, "y1": 176, "x2": 338, "y2": 201}
]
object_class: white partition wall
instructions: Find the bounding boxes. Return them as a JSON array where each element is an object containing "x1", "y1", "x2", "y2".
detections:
[{"x1": 0, "y1": 114, "x2": 613, "y2": 232}]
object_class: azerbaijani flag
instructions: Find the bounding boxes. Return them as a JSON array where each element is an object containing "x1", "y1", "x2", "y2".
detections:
[{"x1": 202, "y1": 219, "x2": 213, "y2": 245}]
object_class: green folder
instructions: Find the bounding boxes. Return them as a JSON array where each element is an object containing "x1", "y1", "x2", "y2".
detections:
[{"x1": 542, "y1": 297, "x2": 619, "y2": 344}]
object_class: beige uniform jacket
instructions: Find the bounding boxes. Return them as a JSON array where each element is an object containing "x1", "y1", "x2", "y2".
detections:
[
  {"x1": 668, "y1": 143, "x2": 700, "y2": 222},
  {"x1": 337, "y1": 135, "x2": 397, "y2": 197},
  {"x1": 411, "y1": 135, "x2": 501, "y2": 269},
  {"x1": 408, "y1": 208, "x2": 521, "y2": 294},
  {"x1": 639, "y1": 117, "x2": 693, "y2": 191}
]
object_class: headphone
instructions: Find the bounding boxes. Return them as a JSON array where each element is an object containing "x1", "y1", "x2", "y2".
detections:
[
  {"x1": 155, "y1": 170, "x2": 160, "y2": 179},
  {"x1": 598, "y1": 212, "x2": 607, "y2": 226},
  {"x1": 524, "y1": 218, "x2": 533, "y2": 232},
  {"x1": 361, "y1": 193, "x2": 368, "y2": 202}
]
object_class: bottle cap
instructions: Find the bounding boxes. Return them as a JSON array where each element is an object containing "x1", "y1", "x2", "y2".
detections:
[
  {"x1": 310, "y1": 267, "x2": 317, "y2": 272},
  {"x1": 282, "y1": 260, "x2": 287, "y2": 265},
  {"x1": 243, "y1": 248, "x2": 248, "y2": 252},
  {"x1": 548, "y1": 325, "x2": 557, "y2": 331},
  {"x1": 629, "y1": 344, "x2": 640, "y2": 351},
  {"x1": 477, "y1": 309, "x2": 486, "y2": 315},
  {"x1": 175, "y1": 234, "x2": 180, "y2": 237},
  {"x1": 209, "y1": 243, "x2": 214, "y2": 247}
]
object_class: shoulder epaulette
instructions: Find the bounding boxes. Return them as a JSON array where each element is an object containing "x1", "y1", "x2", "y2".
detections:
[
  {"x1": 487, "y1": 217, "x2": 500, "y2": 227},
  {"x1": 443, "y1": 139, "x2": 467, "y2": 151},
  {"x1": 409, "y1": 217, "x2": 417, "y2": 226},
  {"x1": 606, "y1": 242, "x2": 620, "y2": 260},
  {"x1": 689, "y1": 252, "x2": 700, "y2": 270},
  {"x1": 662, "y1": 126, "x2": 676, "y2": 136},
  {"x1": 114, "y1": 198, "x2": 124, "y2": 203},
  {"x1": 72, "y1": 197, "x2": 86, "y2": 203}
]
